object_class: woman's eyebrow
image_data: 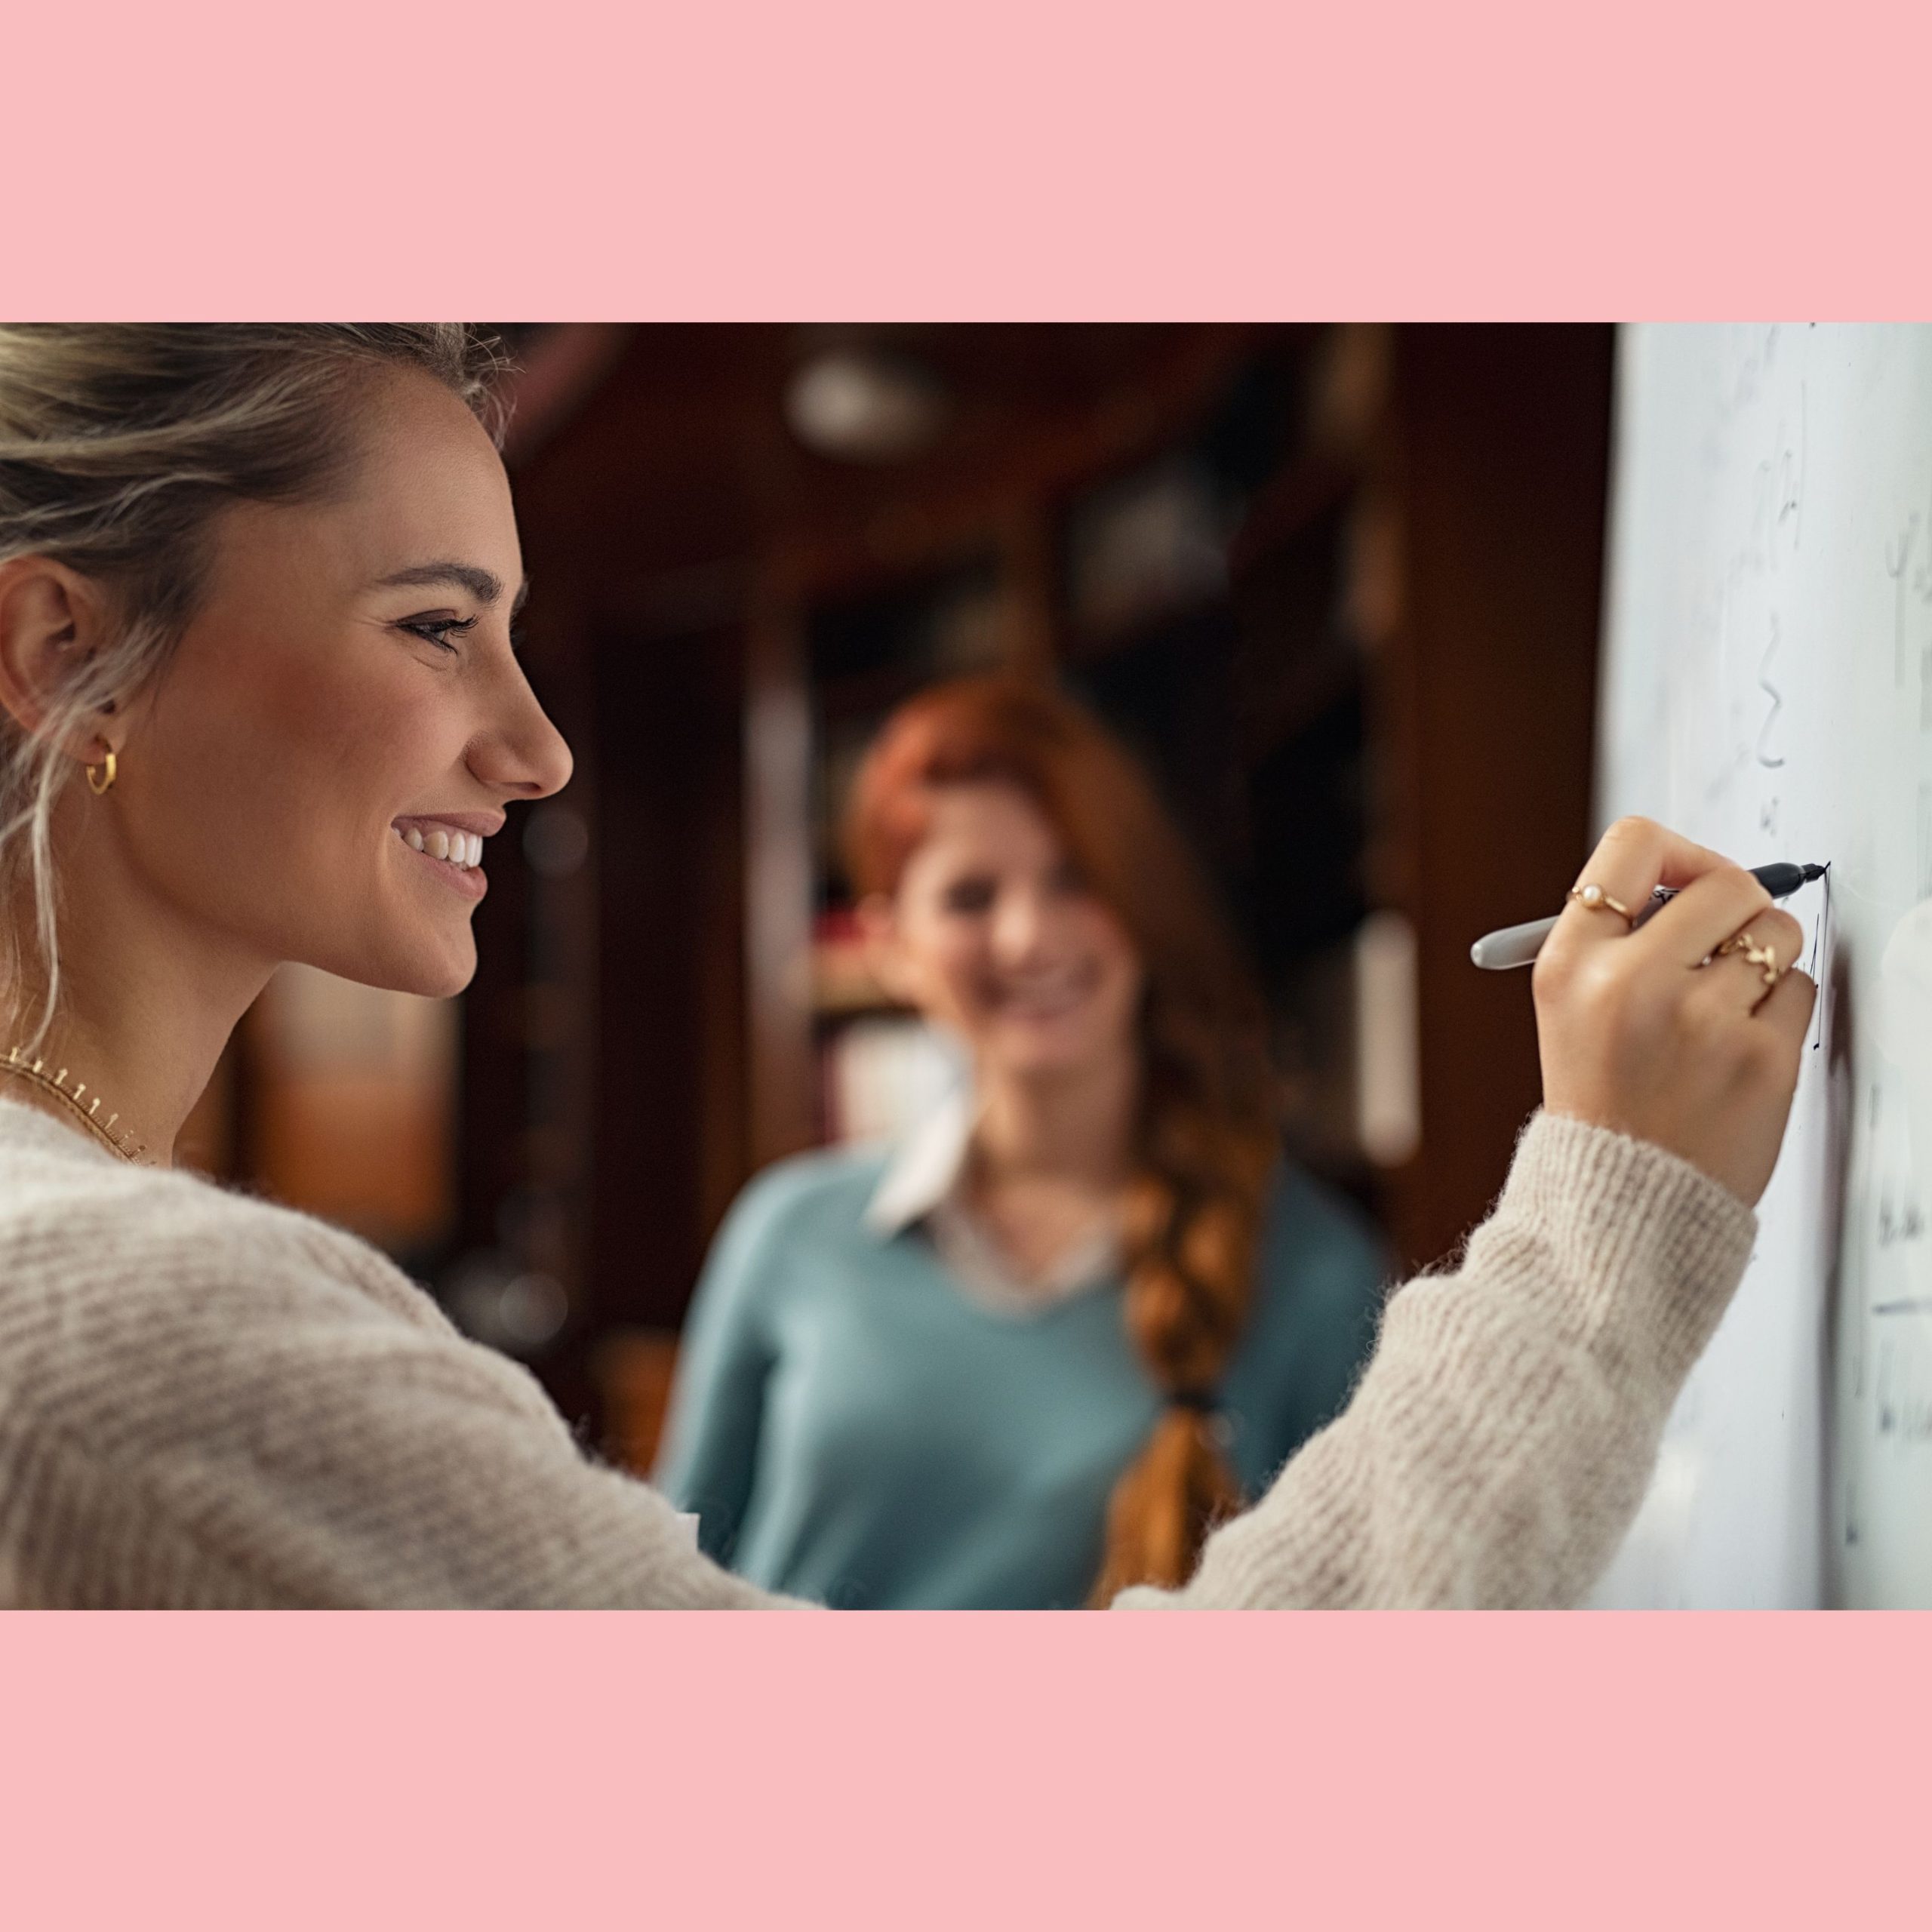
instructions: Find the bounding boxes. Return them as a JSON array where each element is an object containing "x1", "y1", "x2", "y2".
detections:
[{"x1": 375, "y1": 561, "x2": 527, "y2": 608}]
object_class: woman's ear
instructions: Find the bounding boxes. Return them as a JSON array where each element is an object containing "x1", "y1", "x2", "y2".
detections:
[
  {"x1": 0, "y1": 556, "x2": 115, "y2": 759},
  {"x1": 855, "y1": 891, "x2": 918, "y2": 1008}
]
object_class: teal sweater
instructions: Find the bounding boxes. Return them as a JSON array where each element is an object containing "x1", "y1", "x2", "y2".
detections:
[{"x1": 654, "y1": 1149, "x2": 1389, "y2": 1608}]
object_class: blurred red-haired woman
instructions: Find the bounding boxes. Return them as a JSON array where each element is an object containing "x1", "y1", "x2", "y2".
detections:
[{"x1": 656, "y1": 675, "x2": 1386, "y2": 1606}]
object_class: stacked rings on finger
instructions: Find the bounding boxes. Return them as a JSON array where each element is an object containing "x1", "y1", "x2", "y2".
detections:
[
  {"x1": 1716, "y1": 928, "x2": 1785, "y2": 987},
  {"x1": 1567, "y1": 882, "x2": 1636, "y2": 926}
]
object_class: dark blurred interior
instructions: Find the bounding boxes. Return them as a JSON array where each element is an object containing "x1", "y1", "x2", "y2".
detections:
[{"x1": 180, "y1": 324, "x2": 1614, "y2": 1470}]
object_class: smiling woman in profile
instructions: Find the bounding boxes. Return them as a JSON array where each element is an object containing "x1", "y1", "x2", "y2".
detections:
[{"x1": 0, "y1": 325, "x2": 1815, "y2": 1608}]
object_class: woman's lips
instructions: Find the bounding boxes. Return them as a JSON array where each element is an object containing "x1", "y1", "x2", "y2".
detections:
[
  {"x1": 986, "y1": 973, "x2": 1097, "y2": 1020},
  {"x1": 401, "y1": 836, "x2": 488, "y2": 902}
]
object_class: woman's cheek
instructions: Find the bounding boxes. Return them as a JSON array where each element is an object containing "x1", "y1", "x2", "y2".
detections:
[{"x1": 934, "y1": 960, "x2": 989, "y2": 1032}]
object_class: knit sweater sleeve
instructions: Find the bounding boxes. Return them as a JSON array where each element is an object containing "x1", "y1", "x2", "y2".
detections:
[
  {"x1": 1114, "y1": 1111, "x2": 1758, "y2": 1608},
  {"x1": 0, "y1": 1164, "x2": 806, "y2": 1610},
  {"x1": 0, "y1": 1106, "x2": 1754, "y2": 1610}
]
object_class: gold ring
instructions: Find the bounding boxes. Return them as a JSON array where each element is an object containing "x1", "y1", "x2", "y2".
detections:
[
  {"x1": 1717, "y1": 930, "x2": 1783, "y2": 987},
  {"x1": 1567, "y1": 882, "x2": 1635, "y2": 924}
]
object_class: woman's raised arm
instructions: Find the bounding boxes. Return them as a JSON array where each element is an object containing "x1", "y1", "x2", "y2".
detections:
[{"x1": 1117, "y1": 818, "x2": 1816, "y2": 1609}]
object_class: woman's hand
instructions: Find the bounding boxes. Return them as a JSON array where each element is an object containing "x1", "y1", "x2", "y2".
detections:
[{"x1": 1533, "y1": 817, "x2": 1817, "y2": 1206}]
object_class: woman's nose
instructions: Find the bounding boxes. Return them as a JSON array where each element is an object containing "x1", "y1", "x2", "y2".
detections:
[
  {"x1": 991, "y1": 888, "x2": 1052, "y2": 964},
  {"x1": 471, "y1": 669, "x2": 574, "y2": 801}
]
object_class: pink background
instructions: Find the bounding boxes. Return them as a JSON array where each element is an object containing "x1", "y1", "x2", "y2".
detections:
[
  {"x1": 8, "y1": 0, "x2": 1932, "y2": 1922},
  {"x1": 5, "y1": 0, "x2": 1931, "y2": 319},
  {"x1": 5, "y1": 1611, "x2": 1925, "y2": 1927}
]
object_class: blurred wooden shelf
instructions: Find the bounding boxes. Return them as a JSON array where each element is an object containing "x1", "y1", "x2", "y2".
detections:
[
  {"x1": 811, "y1": 934, "x2": 908, "y2": 1019},
  {"x1": 595, "y1": 1328, "x2": 681, "y2": 1476},
  {"x1": 1227, "y1": 453, "x2": 1359, "y2": 577}
]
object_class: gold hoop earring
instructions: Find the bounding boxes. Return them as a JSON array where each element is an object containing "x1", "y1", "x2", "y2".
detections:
[{"x1": 85, "y1": 749, "x2": 117, "y2": 796}]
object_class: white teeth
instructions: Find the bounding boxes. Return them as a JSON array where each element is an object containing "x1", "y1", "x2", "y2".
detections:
[
  {"x1": 999, "y1": 975, "x2": 1088, "y2": 1015},
  {"x1": 398, "y1": 824, "x2": 485, "y2": 869}
]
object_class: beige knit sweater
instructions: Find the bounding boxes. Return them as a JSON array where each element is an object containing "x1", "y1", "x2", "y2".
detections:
[{"x1": 0, "y1": 1097, "x2": 1755, "y2": 1609}]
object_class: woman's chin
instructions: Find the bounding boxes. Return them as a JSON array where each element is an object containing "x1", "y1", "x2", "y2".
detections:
[
  {"x1": 415, "y1": 959, "x2": 476, "y2": 1000},
  {"x1": 986, "y1": 1020, "x2": 1109, "y2": 1076},
  {"x1": 312, "y1": 930, "x2": 476, "y2": 1001},
  {"x1": 394, "y1": 908, "x2": 481, "y2": 995},
  {"x1": 407, "y1": 940, "x2": 478, "y2": 1000}
]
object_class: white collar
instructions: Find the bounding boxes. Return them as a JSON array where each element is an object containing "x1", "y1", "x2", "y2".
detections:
[
  {"x1": 862, "y1": 1081, "x2": 976, "y2": 1238},
  {"x1": 861, "y1": 1084, "x2": 1121, "y2": 1315}
]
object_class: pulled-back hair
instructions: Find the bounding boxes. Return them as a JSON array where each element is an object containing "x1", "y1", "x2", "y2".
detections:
[
  {"x1": 845, "y1": 675, "x2": 1281, "y2": 1601},
  {"x1": 0, "y1": 324, "x2": 508, "y2": 1043}
]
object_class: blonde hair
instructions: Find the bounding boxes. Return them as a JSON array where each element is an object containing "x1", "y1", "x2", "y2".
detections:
[{"x1": 0, "y1": 324, "x2": 508, "y2": 1044}]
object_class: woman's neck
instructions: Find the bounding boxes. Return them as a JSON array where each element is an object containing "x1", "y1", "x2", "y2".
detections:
[
  {"x1": 2, "y1": 881, "x2": 273, "y2": 1167},
  {"x1": 971, "y1": 1049, "x2": 1140, "y2": 1195}
]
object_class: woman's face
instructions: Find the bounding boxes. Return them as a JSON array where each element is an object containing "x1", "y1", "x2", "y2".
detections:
[
  {"x1": 873, "y1": 781, "x2": 1144, "y2": 1078},
  {"x1": 108, "y1": 368, "x2": 571, "y2": 998}
]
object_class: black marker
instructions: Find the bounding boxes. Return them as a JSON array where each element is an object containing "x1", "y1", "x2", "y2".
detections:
[{"x1": 1469, "y1": 862, "x2": 1828, "y2": 970}]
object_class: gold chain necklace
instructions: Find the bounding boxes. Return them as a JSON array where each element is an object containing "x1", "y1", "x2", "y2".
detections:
[{"x1": 0, "y1": 1046, "x2": 148, "y2": 1163}]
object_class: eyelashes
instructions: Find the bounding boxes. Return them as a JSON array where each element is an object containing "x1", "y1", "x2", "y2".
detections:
[
  {"x1": 941, "y1": 867, "x2": 1088, "y2": 915},
  {"x1": 401, "y1": 615, "x2": 528, "y2": 656},
  {"x1": 401, "y1": 615, "x2": 478, "y2": 654},
  {"x1": 943, "y1": 879, "x2": 997, "y2": 914}
]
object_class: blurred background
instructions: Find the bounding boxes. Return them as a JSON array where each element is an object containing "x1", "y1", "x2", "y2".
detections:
[{"x1": 177, "y1": 323, "x2": 1614, "y2": 1472}]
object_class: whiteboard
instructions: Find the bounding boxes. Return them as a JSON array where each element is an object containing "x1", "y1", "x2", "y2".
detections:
[{"x1": 1591, "y1": 325, "x2": 1932, "y2": 1607}]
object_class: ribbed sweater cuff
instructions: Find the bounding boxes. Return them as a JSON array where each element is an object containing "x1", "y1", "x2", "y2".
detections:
[{"x1": 1491, "y1": 1109, "x2": 1759, "y2": 1391}]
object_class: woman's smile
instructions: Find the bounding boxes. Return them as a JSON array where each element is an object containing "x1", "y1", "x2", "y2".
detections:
[
  {"x1": 980, "y1": 961, "x2": 1101, "y2": 1022},
  {"x1": 392, "y1": 811, "x2": 504, "y2": 903}
]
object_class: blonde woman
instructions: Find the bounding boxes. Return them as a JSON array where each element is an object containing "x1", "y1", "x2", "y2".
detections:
[{"x1": 0, "y1": 325, "x2": 1815, "y2": 1607}]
